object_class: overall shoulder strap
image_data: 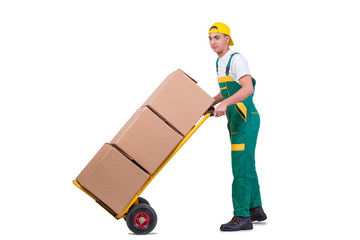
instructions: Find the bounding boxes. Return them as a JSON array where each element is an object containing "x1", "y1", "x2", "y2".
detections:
[{"x1": 225, "y1": 52, "x2": 239, "y2": 75}]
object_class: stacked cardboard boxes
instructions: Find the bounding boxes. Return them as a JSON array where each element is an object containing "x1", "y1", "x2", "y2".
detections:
[{"x1": 76, "y1": 69, "x2": 214, "y2": 215}]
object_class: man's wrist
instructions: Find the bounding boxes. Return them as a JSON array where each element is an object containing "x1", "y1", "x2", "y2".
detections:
[{"x1": 222, "y1": 99, "x2": 230, "y2": 107}]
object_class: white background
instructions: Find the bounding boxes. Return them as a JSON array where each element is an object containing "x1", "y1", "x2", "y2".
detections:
[{"x1": 1, "y1": 0, "x2": 359, "y2": 239}]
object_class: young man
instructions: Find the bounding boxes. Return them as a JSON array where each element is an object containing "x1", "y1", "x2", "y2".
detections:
[{"x1": 208, "y1": 22, "x2": 267, "y2": 231}]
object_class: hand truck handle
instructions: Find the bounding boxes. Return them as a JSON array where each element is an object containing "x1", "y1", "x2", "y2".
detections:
[{"x1": 207, "y1": 106, "x2": 215, "y2": 117}]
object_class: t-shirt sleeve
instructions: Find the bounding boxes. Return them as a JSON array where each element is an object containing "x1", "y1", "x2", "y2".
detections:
[{"x1": 231, "y1": 54, "x2": 250, "y2": 83}]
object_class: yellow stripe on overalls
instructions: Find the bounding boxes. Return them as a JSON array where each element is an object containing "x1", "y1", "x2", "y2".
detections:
[
  {"x1": 231, "y1": 143, "x2": 245, "y2": 151},
  {"x1": 218, "y1": 76, "x2": 235, "y2": 83}
]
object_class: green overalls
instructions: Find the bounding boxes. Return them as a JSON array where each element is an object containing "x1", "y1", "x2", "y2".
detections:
[{"x1": 217, "y1": 52, "x2": 262, "y2": 217}]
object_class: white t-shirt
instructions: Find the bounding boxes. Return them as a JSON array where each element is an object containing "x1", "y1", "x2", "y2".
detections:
[{"x1": 216, "y1": 49, "x2": 250, "y2": 84}]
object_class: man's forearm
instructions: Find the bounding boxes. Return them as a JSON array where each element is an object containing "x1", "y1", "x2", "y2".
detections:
[
  {"x1": 222, "y1": 86, "x2": 253, "y2": 107},
  {"x1": 213, "y1": 92, "x2": 224, "y2": 106},
  {"x1": 221, "y1": 75, "x2": 254, "y2": 107}
]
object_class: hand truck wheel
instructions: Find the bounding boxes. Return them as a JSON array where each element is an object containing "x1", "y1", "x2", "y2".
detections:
[
  {"x1": 126, "y1": 203, "x2": 157, "y2": 235},
  {"x1": 137, "y1": 197, "x2": 150, "y2": 205}
]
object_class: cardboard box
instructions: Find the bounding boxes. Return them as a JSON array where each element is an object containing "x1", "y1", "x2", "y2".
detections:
[
  {"x1": 77, "y1": 143, "x2": 149, "y2": 214},
  {"x1": 110, "y1": 106, "x2": 183, "y2": 175},
  {"x1": 142, "y1": 69, "x2": 215, "y2": 136}
]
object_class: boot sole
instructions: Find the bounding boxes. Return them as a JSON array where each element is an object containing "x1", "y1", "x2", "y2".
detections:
[
  {"x1": 250, "y1": 213, "x2": 267, "y2": 222},
  {"x1": 220, "y1": 223, "x2": 253, "y2": 231}
]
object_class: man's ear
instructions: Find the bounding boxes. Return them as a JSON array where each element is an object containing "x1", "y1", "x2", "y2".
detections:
[{"x1": 225, "y1": 35, "x2": 230, "y2": 45}]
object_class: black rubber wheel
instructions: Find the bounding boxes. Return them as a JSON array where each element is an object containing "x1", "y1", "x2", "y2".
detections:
[
  {"x1": 126, "y1": 203, "x2": 157, "y2": 235},
  {"x1": 137, "y1": 197, "x2": 150, "y2": 205},
  {"x1": 124, "y1": 197, "x2": 150, "y2": 221}
]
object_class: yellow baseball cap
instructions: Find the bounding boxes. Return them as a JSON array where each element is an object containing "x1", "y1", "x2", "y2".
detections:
[{"x1": 209, "y1": 22, "x2": 234, "y2": 46}]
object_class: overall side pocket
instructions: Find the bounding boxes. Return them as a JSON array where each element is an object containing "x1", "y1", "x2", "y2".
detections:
[{"x1": 250, "y1": 112, "x2": 260, "y2": 131}]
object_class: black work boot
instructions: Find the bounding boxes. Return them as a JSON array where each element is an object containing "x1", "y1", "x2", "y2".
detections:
[
  {"x1": 220, "y1": 216, "x2": 253, "y2": 231},
  {"x1": 250, "y1": 206, "x2": 267, "y2": 222}
]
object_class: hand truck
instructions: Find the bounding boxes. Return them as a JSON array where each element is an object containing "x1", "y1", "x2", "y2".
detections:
[{"x1": 73, "y1": 112, "x2": 213, "y2": 234}]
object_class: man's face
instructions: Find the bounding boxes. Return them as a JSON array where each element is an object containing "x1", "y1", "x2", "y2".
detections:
[{"x1": 209, "y1": 32, "x2": 229, "y2": 53}]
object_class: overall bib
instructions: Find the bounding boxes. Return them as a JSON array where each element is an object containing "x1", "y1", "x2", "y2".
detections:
[{"x1": 217, "y1": 52, "x2": 262, "y2": 217}]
